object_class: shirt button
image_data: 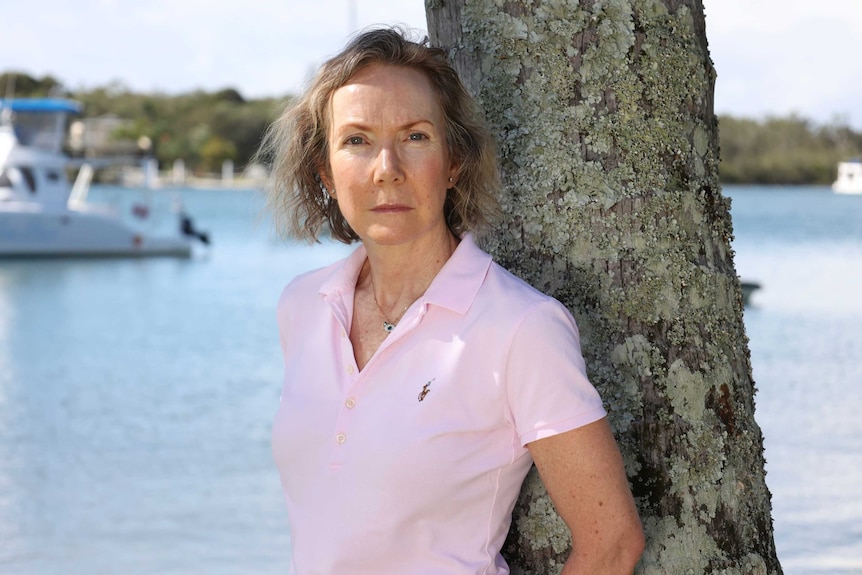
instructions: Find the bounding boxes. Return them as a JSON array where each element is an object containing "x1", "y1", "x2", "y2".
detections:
[
  {"x1": 345, "y1": 397, "x2": 356, "y2": 409},
  {"x1": 336, "y1": 433, "x2": 347, "y2": 444},
  {"x1": 347, "y1": 365, "x2": 355, "y2": 374}
]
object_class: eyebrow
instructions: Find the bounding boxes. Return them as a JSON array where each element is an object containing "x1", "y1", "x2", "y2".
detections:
[{"x1": 334, "y1": 119, "x2": 437, "y2": 133}]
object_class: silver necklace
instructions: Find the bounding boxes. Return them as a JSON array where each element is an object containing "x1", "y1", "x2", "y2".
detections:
[{"x1": 370, "y1": 288, "x2": 410, "y2": 333}]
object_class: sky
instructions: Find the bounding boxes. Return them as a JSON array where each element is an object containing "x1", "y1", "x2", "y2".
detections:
[{"x1": 2, "y1": 0, "x2": 861, "y2": 128}]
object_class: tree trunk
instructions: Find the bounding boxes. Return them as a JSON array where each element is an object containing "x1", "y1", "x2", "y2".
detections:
[{"x1": 426, "y1": 1, "x2": 781, "y2": 573}]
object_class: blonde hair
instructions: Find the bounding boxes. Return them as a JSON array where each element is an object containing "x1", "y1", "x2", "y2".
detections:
[{"x1": 258, "y1": 27, "x2": 500, "y2": 243}]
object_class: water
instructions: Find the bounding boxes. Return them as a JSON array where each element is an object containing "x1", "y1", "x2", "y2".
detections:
[
  {"x1": 0, "y1": 186, "x2": 354, "y2": 575},
  {"x1": 0, "y1": 184, "x2": 859, "y2": 574},
  {"x1": 728, "y1": 186, "x2": 862, "y2": 574}
]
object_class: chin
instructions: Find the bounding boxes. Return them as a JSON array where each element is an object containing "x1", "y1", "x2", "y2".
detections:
[
  {"x1": 361, "y1": 225, "x2": 441, "y2": 248},
  {"x1": 362, "y1": 230, "x2": 415, "y2": 246}
]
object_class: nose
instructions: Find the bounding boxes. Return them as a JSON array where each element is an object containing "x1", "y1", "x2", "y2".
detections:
[{"x1": 373, "y1": 144, "x2": 405, "y2": 185}]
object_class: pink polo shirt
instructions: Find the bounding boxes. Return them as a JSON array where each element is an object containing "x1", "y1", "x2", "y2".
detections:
[{"x1": 271, "y1": 234, "x2": 606, "y2": 575}]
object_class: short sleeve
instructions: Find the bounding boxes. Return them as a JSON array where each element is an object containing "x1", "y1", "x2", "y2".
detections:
[{"x1": 505, "y1": 299, "x2": 607, "y2": 446}]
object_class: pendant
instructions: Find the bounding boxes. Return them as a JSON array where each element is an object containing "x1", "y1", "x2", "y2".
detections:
[{"x1": 383, "y1": 321, "x2": 396, "y2": 333}]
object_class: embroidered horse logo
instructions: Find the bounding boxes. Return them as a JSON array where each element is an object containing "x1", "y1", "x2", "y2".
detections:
[{"x1": 418, "y1": 379, "x2": 434, "y2": 402}]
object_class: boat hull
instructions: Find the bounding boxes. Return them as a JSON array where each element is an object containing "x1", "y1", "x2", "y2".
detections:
[
  {"x1": 832, "y1": 184, "x2": 862, "y2": 195},
  {"x1": 0, "y1": 208, "x2": 192, "y2": 258}
]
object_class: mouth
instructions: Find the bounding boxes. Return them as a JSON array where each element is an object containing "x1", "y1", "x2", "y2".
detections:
[{"x1": 372, "y1": 204, "x2": 411, "y2": 213}]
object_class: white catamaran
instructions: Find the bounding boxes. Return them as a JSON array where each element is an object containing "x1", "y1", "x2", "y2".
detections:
[{"x1": 0, "y1": 98, "x2": 209, "y2": 257}]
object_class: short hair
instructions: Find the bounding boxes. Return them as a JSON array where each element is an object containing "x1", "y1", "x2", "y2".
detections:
[{"x1": 259, "y1": 26, "x2": 500, "y2": 243}]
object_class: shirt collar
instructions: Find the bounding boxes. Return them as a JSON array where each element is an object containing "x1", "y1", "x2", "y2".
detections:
[
  {"x1": 318, "y1": 233, "x2": 492, "y2": 316},
  {"x1": 318, "y1": 241, "x2": 368, "y2": 303},
  {"x1": 422, "y1": 233, "x2": 492, "y2": 315}
]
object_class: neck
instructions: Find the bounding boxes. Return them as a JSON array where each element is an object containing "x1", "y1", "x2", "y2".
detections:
[{"x1": 359, "y1": 229, "x2": 459, "y2": 314}]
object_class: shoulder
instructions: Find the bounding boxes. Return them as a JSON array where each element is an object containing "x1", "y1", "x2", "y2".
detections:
[
  {"x1": 479, "y1": 260, "x2": 572, "y2": 324},
  {"x1": 276, "y1": 255, "x2": 349, "y2": 322},
  {"x1": 279, "y1": 260, "x2": 336, "y2": 302},
  {"x1": 452, "y1": 235, "x2": 564, "y2": 319},
  {"x1": 278, "y1": 242, "x2": 364, "y2": 304},
  {"x1": 453, "y1": 258, "x2": 583, "y2": 366}
]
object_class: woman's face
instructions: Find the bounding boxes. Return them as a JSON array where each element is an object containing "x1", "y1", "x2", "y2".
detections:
[{"x1": 322, "y1": 63, "x2": 459, "y2": 248}]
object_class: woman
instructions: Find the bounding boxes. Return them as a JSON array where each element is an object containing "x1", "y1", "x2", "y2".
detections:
[{"x1": 263, "y1": 27, "x2": 644, "y2": 575}]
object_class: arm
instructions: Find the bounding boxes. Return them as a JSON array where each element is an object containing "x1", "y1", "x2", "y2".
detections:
[{"x1": 527, "y1": 417, "x2": 645, "y2": 574}]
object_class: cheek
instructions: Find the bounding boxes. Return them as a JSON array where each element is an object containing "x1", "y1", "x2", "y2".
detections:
[
  {"x1": 420, "y1": 156, "x2": 452, "y2": 187},
  {"x1": 329, "y1": 158, "x2": 363, "y2": 189},
  {"x1": 423, "y1": 183, "x2": 450, "y2": 213}
]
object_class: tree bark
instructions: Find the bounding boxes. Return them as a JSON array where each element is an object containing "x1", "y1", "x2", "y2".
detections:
[{"x1": 426, "y1": 1, "x2": 781, "y2": 573}]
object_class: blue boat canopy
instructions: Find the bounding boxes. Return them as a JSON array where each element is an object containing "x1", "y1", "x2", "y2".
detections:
[{"x1": 0, "y1": 98, "x2": 83, "y2": 114}]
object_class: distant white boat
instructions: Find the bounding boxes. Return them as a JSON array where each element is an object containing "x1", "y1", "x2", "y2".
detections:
[
  {"x1": 0, "y1": 98, "x2": 209, "y2": 257},
  {"x1": 832, "y1": 160, "x2": 862, "y2": 195}
]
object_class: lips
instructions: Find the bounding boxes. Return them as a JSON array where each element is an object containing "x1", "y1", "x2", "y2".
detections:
[{"x1": 372, "y1": 204, "x2": 411, "y2": 213}]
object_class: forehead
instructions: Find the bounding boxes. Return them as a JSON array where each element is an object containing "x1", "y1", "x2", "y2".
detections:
[{"x1": 328, "y1": 64, "x2": 444, "y2": 125}]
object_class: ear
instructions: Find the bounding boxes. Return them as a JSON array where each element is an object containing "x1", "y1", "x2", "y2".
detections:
[
  {"x1": 448, "y1": 162, "x2": 461, "y2": 187},
  {"x1": 318, "y1": 170, "x2": 335, "y2": 196}
]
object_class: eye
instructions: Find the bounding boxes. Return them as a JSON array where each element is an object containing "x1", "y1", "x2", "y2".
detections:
[
  {"x1": 408, "y1": 132, "x2": 428, "y2": 141},
  {"x1": 345, "y1": 135, "x2": 365, "y2": 145}
]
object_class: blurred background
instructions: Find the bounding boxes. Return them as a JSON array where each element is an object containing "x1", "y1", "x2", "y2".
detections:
[{"x1": 1, "y1": 1, "x2": 860, "y2": 574}]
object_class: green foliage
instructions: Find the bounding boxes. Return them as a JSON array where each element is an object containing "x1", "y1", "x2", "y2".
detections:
[
  {"x1": 200, "y1": 136, "x2": 238, "y2": 173},
  {"x1": 80, "y1": 88, "x2": 285, "y2": 174},
  {"x1": 0, "y1": 72, "x2": 64, "y2": 97},
  {"x1": 718, "y1": 114, "x2": 862, "y2": 185},
  {"x1": 6, "y1": 70, "x2": 862, "y2": 183},
  {"x1": 1, "y1": 70, "x2": 286, "y2": 175}
]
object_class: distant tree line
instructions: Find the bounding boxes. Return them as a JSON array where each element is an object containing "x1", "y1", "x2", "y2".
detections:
[
  {"x1": 3, "y1": 71, "x2": 862, "y2": 184},
  {"x1": 718, "y1": 115, "x2": 862, "y2": 185},
  {"x1": 1, "y1": 72, "x2": 286, "y2": 176}
]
